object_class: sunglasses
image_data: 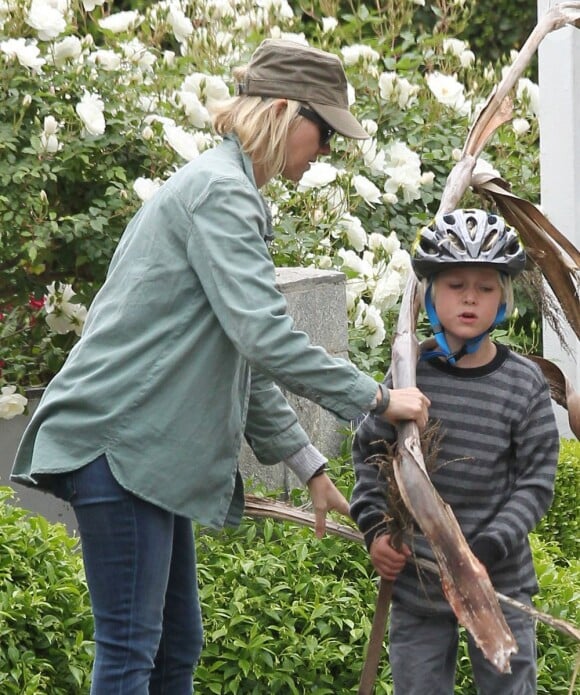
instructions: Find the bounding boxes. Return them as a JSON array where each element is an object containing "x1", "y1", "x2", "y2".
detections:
[{"x1": 298, "y1": 106, "x2": 335, "y2": 147}]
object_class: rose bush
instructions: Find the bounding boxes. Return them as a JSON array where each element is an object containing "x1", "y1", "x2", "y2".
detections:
[{"x1": 0, "y1": 0, "x2": 543, "y2": 416}]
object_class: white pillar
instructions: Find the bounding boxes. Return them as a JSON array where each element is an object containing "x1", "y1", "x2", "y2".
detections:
[{"x1": 537, "y1": 0, "x2": 580, "y2": 438}]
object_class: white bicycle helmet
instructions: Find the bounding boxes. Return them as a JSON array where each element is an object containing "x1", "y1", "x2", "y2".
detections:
[{"x1": 412, "y1": 208, "x2": 526, "y2": 280}]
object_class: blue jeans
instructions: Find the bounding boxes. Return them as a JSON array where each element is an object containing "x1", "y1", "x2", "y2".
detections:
[{"x1": 51, "y1": 455, "x2": 203, "y2": 695}]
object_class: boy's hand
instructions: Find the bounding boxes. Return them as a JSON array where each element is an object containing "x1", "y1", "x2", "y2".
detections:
[
  {"x1": 381, "y1": 387, "x2": 430, "y2": 430},
  {"x1": 307, "y1": 473, "x2": 350, "y2": 539},
  {"x1": 369, "y1": 534, "x2": 411, "y2": 581}
]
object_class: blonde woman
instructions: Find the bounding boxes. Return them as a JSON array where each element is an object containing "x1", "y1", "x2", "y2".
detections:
[{"x1": 12, "y1": 39, "x2": 428, "y2": 694}]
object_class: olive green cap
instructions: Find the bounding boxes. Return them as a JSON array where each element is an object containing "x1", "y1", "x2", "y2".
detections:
[{"x1": 236, "y1": 39, "x2": 369, "y2": 140}]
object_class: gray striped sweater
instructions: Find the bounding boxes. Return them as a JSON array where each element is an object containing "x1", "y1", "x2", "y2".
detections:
[{"x1": 350, "y1": 344, "x2": 558, "y2": 615}]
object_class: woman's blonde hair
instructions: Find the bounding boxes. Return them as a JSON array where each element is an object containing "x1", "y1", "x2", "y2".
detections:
[
  {"x1": 211, "y1": 66, "x2": 302, "y2": 182},
  {"x1": 419, "y1": 270, "x2": 515, "y2": 315}
]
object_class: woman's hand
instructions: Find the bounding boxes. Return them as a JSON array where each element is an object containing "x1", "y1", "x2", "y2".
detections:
[
  {"x1": 382, "y1": 387, "x2": 430, "y2": 430},
  {"x1": 306, "y1": 473, "x2": 350, "y2": 539},
  {"x1": 369, "y1": 534, "x2": 411, "y2": 581}
]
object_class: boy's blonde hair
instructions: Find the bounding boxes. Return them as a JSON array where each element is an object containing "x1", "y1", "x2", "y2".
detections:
[
  {"x1": 419, "y1": 271, "x2": 515, "y2": 315},
  {"x1": 212, "y1": 68, "x2": 302, "y2": 182}
]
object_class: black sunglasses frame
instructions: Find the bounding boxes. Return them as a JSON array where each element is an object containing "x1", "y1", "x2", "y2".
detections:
[{"x1": 298, "y1": 106, "x2": 335, "y2": 147}]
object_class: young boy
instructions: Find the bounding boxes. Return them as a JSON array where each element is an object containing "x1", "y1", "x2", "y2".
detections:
[{"x1": 350, "y1": 209, "x2": 559, "y2": 694}]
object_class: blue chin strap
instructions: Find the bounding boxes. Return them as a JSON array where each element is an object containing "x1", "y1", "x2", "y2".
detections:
[{"x1": 421, "y1": 283, "x2": 506, "y2": 365}]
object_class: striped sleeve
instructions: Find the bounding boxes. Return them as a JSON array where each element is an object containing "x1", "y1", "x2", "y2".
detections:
[
  {"x1": 476, "y1": 356, "x2": 558, "y2": 559},
  {"x1": 350, "y1": 396, "x2": 396, "y2": 550}
]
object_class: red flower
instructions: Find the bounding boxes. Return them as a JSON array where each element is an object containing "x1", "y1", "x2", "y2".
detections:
[{"x1": 29, "y1": 295, "x2": 46, "y2": 311}]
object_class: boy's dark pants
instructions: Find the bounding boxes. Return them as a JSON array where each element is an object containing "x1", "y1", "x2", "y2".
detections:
[{"x1": 389, "y1": 594, "x2": 536, "y2": 695}]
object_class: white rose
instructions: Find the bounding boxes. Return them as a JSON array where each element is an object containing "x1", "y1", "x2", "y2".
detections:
[
  {"x1": 321, "y1": 16, "x2": 338, "y2": 33},
  {"x1": 43, "y1": 115, "x2": 59, "y2": 136},
  {"x1": 178, "y1": 91, "x2": 210, "y2": 128},
  {"x1": 53, "y1": 36, "x2": 82, "y2": 67},
  {"x1": 387, "y1": 249, "x2": 412, "y2": 285},
  {"x1": 207, "y1": 0, "x2": 235, "y2": 19},
  {"x1": 359, "y1": 139, "x2": 385, "y2": 176},
  {"x1": 338, "y1": 248, "x2": 373, "y2": 277},
  {"x1": 46, "y1": 304, "x2": 86, "y2": 336},
  {"x1": 372, "y1": 270, "x2": 401, "y2": 312},
  {"x1": 460, "y1": 50, "x2": 475, "y2": 68},
  {"x1": 76, "y1": 92, "x2": 106, "y2": 136},
  {"x1": 163, "y1": 124, "x2": 199, "y2": 161},
  {"x1": 26, "y1": 0, "x2": 66, "y2": 41},
  {"x1": 44, "y1": 283, "x2": 87, "y2": 336},
  {"x1": 168, "y1": 6, "x2": 193, "y2": 44},
  {"x1": 122, "y1": 39, "x2": 156, "y2": 71},
  {"x1": 298, "y1": 161, "x2": 338, "y2": 190},
  {"x1": 41, "y1": 132, "x2": 59, "y2": 153},
  {"x1": 83, "y1": 0, "x2": 105, "y2": 9},
  {"x1": 0, "y1": 386, "x2": 28, "y2": 420},
  {"x1": 443, "y1": 38, "x2": 468, "y2": 58},
  {"x1": 383, "y1": 141, "x2": 424, "y2": 203},
  {"x1": 388, "y1": 232, "x2": 404, "y2": 256},
  {"x1": 512, "y1": 118, "x2": 530, "y2": 136},
  {"x1": 203, "y1": 75, "x2": 230, "y2": 108},
  {"x1": 378, "y1": 72, "x2": 397, "y2": 101},
  {"x1": 92, "y1": 49, "x2": 122, "y2": 71},
  {"x1": 353, "y1": 175, "x2": 383, "y2": 208},
  {"x1": 395, "y1": 76, "x2": 419, "y2": 109},
  {"x1": 356, "y1": 304, "x2": 386, "y2": 348},
  {"x1": 361, "y1": 119, "x2": 378, "y2": 136},
  {"x1": 133, "y1": 177, "x2": 162, "y2": 202},
  {"x1": 345, "y1": 280, "x2": 365, "y2": 311},
  {"x1": 426, "y1": 71, "x2": 471, "y2": 116},
  {"x1": 338, "y1": 213, "x2": 367, "y2": 252},
  {"x1": 0, "y1": 38, "x2": 45, "y2": 70},
  {"x1": 99, "y1": 10, "x2": 142, "y2": 34},
  {"x1": 341, "y1": 44, "x2": 380, "y2": 65},
  {"x1": 516, "y1": 78, "x2": 539, "y2": 117},
  {"x1": 368, "y1": 233, "x2": 389, "y2": 253}
]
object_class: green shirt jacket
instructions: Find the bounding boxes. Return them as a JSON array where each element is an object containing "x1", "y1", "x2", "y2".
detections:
[{"x1": 12, "y1": 135, "x2": 378, "y2": 529}]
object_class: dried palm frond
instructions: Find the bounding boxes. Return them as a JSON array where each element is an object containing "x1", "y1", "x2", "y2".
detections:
[
  {"x1": 439, "y1": 1, "x2": 580, "y2": 213},
  {"x1": 524, "y1": 354, "x2": 580, "y2": 438},
  {"x1": 242, "y1": 495, "x2": 580, "y2": 643},
  {"x1": 473, "y1": 173, "x2": 580, "y2": 343}
]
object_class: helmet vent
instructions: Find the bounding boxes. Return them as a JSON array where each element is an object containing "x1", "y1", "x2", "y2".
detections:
[
  {"x1": 447, "y1": 230, "x2": 466, "y2": 251},
  {"x1": 465, "y1": 215, "x2": 477, "y2": 238},
  {"x1": 482, "y1": 229, "x2": 499, "y2": 251}
]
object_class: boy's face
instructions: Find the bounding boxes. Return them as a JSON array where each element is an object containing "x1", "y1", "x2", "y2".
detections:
[{"x1": 433, "y1": 266, "x2": 503, "y2": 350}]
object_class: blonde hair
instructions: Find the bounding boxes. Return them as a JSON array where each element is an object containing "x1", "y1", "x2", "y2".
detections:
[
  {"x1": 211, "y1": 66, "x2": 302, "y2": 182},
  {"x1": 419, "y1": 270, "x2": 515, "y2": 315}
]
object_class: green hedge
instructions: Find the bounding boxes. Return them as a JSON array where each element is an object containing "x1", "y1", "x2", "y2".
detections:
[
  {"x1": 0, "y1": 439, "x2": 578, "y2": 693},
  {"x1": 536, "y1": 439, "x2": 580, "y2": 560},
  {"x1": 0, "y1": 488, "x2": 93, "y2": 694}
]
